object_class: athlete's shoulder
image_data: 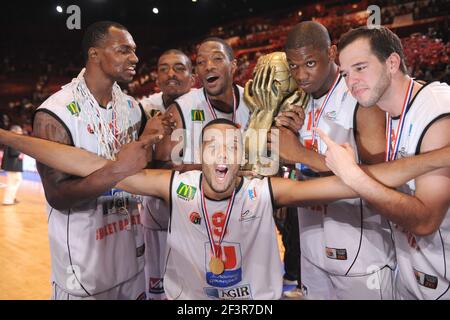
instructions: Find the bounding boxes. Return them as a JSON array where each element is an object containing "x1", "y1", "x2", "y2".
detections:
[
  {"x1": 421, "y1": 81, "x2": 450, "y2": 106},
  {"x1": 140, "y1": 91, "x2": 163, "y2": 107},
  {"x1": 37, "y1": 81, "x2": 76, "y2": 112},
  {"x1": 175, "y1": 88, "x2": 203, "y2": 107},
  {"x1": 175, "y1": 170, "x2": 202, "y2": 184}
]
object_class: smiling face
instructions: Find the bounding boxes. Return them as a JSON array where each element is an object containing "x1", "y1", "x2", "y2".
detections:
[
  {"x1": 156, "y1": 52, "x2": 193, "y2": 101},
  {"x1": 195, "y1": 41, "x2": 237, "y2": 97},
  {"x1": 94, "y1": 26, "x2": 139, "y2": 83},
  {"x1": 339, "y1": 38, "x2": 392, "y2": 107},
  {"x1": 286, "y1": 45, "x2": 335, "y2": 96},
  {"x1": 201, "y1": 123, "x2": 242, "y2": 196}
]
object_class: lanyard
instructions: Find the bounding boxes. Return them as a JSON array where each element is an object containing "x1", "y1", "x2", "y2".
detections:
[{"x1": 204, "y1": 88, "x2": 237, "y2": 123}]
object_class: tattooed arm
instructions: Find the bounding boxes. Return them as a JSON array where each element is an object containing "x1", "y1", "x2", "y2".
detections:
[{"x1": 32, "y1": 111, "x2": 134, "y2": 211}]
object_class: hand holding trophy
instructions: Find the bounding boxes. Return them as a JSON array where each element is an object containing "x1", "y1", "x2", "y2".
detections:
[{"x1": 243, "y1": 52, "x2": 309, "y2": 176}]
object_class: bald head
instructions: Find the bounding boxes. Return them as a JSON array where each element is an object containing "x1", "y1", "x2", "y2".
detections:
[{"x1": 285, "y1": 21, "x2": 331, "y2": 52}]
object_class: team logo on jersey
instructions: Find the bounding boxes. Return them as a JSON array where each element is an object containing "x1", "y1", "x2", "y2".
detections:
[
  {"x1": 87, "y1": 124, "x2": 95, "y2": 134},
  {"x1": 239, "y1": 209, "x2": 259, "y2": 222},
  {"x1": 66, "y1": 101, "x2": 81, "y2": 116},
  {"x1": 248, "y1": 187, "x2": 257, "y2": 200},
  {"x1": 414, "y1": 268, "x2": 438, "y2": 289},
  {"x1": 398, "y1": 147, "x2": 408, "y2": 158},
  {"x1": 189, "y1": 211, "x2": 201, "y2": 225},
  {"x1": 176, "y1": 182, "x2": 197, "y2": 201},
  {"x1": 204, "y1": 284, "x2": 253, "y2": 300},
  {"x1": 191, "y1": 109, "x2": 205, "y2": 121},
  {"x1": 127, "y1": 100, "x2": 135, "y2": 109},
  {"x1": 324, "y1": 111, "x2": 337, "y2": 121},
  {"x1": 325, "y1": 247, "x2": 347, "y2": 260},
  {"x1": 205, "y1": 242, "x2": 242, "y2": 288},
  {"x1": 146, "y1": 109, "x2": 162, "y2": 118},
  {"x1": 149, "y1": 277, "x2": 165, "y2": 294}
]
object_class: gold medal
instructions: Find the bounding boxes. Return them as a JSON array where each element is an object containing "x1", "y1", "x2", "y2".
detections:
[{"x1": 209, "y1": 257, "x2": 224, "y2": 275}]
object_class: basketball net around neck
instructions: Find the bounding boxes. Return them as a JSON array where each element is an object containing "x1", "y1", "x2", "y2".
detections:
[{"x1": 71, "y1": 68, "x2": 135, "y2": 160}]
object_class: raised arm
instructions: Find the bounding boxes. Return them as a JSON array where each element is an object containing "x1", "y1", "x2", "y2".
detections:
[
  {"x1": 32, "y1": 112, "x2": 122, "y2": 210},
  {"x1": 1, "y1": 121, "x2": 170, "y2": 203},
  {"x1": 317, "y1": 120, "x2": 450, "y2": 236},
  {"x1": 272, "y1": 128, "x2": 450, "y2": 210}
]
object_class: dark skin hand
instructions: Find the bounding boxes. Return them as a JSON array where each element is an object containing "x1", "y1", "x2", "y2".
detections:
[
  {"x1": 33, "y1": 112, "x2": 168, "y2": 211},
  {"x1": 269, "y1": 104, "x2": 386, "y2": 172},
  {"x1": 33, "y1": 111, "x2": 148, "y2": 211}
]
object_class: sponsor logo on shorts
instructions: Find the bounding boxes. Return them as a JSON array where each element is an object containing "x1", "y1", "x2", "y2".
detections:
[
  {"x1": 149, "y1": 277, "x2": 165, "y2": 294},
  {"x1": 191, "y1": 109, "x2": 205, "y2": 121},
  {"x1": 190, "y1": 211, "x2": 201, "y2": 225},
  {"x1": 325, "y1": 247, "x2": 347, "y2": 260},
  {"x1": 176, "y1": 182, "x2": 197, "y2": 201},
  {"x1": 204, "y1": 284, "x2": 252, "y2": 300},
  {"x1": 66, "y1": 101, "x2": 81, "y2": 116},
  {"x1": 414, "y1": 268, "x2": 438, "y2": 289}
]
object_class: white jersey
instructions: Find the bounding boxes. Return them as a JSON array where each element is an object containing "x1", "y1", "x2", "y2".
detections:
[
  {"x1": 165, "y1": 171, "x2": 283, "y2": 300},
  {"x1": 139, "y1": 91, "x2": 170, "y2": 230},
  {"x1": 139, "y1": 91, "x2": 165, "y2": 118},
  {"x1": 37, "y1": 79, "x2": 146, "y2": 297},
  {"x1": 391, "y1": 82, "x2": 450, "y2": 300},
  {"x1": 298, "y1": 76, "x2": 395, "y2": 275},
  {"x1": 175, "y1": 85, "x2": 250, "y2": 164},
  {"x1": 139, "y1": 89, "x2": 193, "y2": 229}
]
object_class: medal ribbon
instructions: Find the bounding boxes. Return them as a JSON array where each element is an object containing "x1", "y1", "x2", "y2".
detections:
[
  {"x1": 200, "y1": 179, "x2": 236, "y2": 260},
  {"x1": 311, "y1": 72, "x2": 341, "y2": 150},
  {"x1": 385, "y1": 78, "x2": 414, "y2": 161},
  {"x1": 204, "y1": 88, "x2": 237, "y2": 123}
]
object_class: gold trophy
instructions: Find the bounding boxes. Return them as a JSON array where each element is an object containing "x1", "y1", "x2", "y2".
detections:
[{"x1": 243, "y1": 52, "x2": 309, "y2": 176}]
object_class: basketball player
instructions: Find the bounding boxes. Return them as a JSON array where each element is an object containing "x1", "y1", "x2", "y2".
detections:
[
  {"x1": 327, "y1": 26, "x2": 450, "y2": 300},
  {"x1": 153, "y1": 37, "x2": 304, "y2": 168},
  {"x1": 139, "y1": 49, "x2": 194, "y2": 299},
  {"x1": 1, "y1": 119, "x2": 449, "y2": 299},
  {"x1": 31, "y1": 21, "x2": 163, "y2": 299},
  {"x1": 278, "y1": 21, "x2": 394, "y2": 299}
]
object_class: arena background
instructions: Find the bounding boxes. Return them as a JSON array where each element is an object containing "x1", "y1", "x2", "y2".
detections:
[{"x1": 0, "y1": 0, "x2": 448, "y2": 299}]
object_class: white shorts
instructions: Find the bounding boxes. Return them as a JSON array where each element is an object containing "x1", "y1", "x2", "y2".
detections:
[
  {"x1": 144, "y1": 226, "x2": 168, "y2": 300},
  {"x1": 51, "y1": 269, "x2": 146, "y2": 300},
  {"x1": 301, "y1": 255, "x2": 395, "y2": 300}
]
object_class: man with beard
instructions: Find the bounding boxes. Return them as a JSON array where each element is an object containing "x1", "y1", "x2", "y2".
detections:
[
  {"x1": 326, "y1": 26, "x2": 450, "y2": 300},
  {"x1": 276, "y1": 21, "x2": 392, "y2": 299},
  {"x1": 1, "y1": 119, "x2": 449, "y2": 299}
]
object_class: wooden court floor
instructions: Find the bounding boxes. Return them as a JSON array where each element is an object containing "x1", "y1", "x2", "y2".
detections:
[
  {"x1": 0, "y1": 175, "x2": 286, "y2": 300},
  {"x1": 0, "y1": 176, "x2": 51, "y2": 300}
]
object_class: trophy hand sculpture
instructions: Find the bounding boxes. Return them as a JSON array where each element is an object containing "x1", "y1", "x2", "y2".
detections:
[{"x1": 243, "y1": 52, "x2": 309, "y2": 176}]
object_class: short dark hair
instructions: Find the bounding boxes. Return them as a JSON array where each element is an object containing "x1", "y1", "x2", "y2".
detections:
[
  {"x1": 82, "y1": 21, "x2": 128, "y2": 62},
  {"x1": 158, "y1": 49, "x2": 193, "y2": 72},
  {"x1": 199, "y1": 37, "x2": 234, "y2": 61},
  {"x1": 285, "y1": 21, "x2": 331, "y2": 52},
  {"x1": 201, "y1": 118, "x2": 239, "y2": 142},
  {"x1": 338, "y1": 26, "x2": 407, "y2": 74}
]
